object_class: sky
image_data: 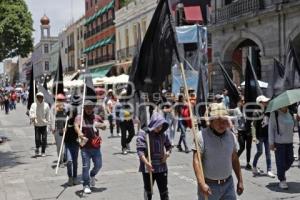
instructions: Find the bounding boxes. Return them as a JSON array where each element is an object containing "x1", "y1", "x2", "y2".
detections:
[{"x1": 25, "y1": 0, "x2": 85, "y2": 44}]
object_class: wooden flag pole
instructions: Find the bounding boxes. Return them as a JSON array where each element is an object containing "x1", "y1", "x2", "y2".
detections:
[
  {"x1": 146, "y1": 133, "x2": 153, "y2": 195},
  {"x1": 33, "y1": 80, "x2": 36, "y2": 103},
  {"x1": 179, "y1": 63, "x2": 207, "y2": 200},
  {"x1": 80, "y1": 80, "x2": 86, "y2": 133},
  {"x1": 55, "y1": 116, "x2": 69, "y2": 174}
]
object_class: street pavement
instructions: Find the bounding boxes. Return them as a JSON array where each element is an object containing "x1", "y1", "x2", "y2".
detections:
[{"x1": 1, "y1": 104, "x2": 300, "y2": 200}]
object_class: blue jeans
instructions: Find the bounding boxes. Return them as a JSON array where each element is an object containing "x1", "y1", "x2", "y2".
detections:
[
  {"x1": 81, "y1": 148, "x2": 102, "y2": 187},
  {"x1": 274, "y1": 143, "x2": 294, "y2": 181},
  {"x1": 198, "y1": 176, "x2": 236, "y2": 200},
  {"x1": 252, "y1": 137, "x2": 271, "y2": 171},
  {"x1": 177, "y1": 120, "x2": 188, "y2": 150},
  {"x1": 65, "y1": 143, "x2": 79, "y2": 178}
]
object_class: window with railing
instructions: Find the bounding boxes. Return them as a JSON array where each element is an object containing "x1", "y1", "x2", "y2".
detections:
[{"x1": 214, "y1": 0, "x2": 263, "y2": 23}]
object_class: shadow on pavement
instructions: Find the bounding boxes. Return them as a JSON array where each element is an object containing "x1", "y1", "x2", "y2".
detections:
[
  {"x1": 0, "y1": 150, "x2": 27, "y2": 170},
  {"x1": 266, "y1": 182, "x2": 300, "y2": 193},
  {"x1": 75, "y1": 187, "x2": 107, "y2": 198}
]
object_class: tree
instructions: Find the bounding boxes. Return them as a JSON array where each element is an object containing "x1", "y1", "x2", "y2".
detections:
[{"x1": 0, "y1": 0, "x2": 33, "y2": 60}]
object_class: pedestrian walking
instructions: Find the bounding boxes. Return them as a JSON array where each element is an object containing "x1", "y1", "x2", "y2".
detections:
[
  {"x1": 269, "y1": 106, "x2": 295, "y2": 189},
  {"x1": 74, "y1": 100, "x2": 106, "y2": 194},
  {"x1": 193, "y1": 103, "x2": 244, "y2": 200},
  {"x1": 51, "y1": 93, "x2": 68, "y2": 164},
  {"x1": 29, "y1": 92, "x2": 50, "y2": 157},
  {"x1": 175, "y1": 94, "x2": 190, "y2": 153},
  {"x1": 106, "y1": 93, "x2": 119, "y2": 137},
  {"x1": 252, "y1": 95, "x2": 275, "y2": 178},
  {"x1": 136, "y1": 112, "x2": 172, "y2": 200},
  {"x1": 234, "y1": 96, "x2": 253, "y2": 170},
  {"x1": 161, "y1": 101, "x2": 176, "y2": 147},
  {"x1": 4, "y1": 95, "x2": 9, "y2": 114},
  {"x1": 65, "y1": 95, "x2": 80, "y2": 186},
  {"x1": 115, "y1": 89, "x2": 135, "y2": 155}
]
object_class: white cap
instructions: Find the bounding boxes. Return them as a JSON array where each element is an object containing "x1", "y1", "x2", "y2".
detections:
[
  {"x1": 162, "y1": 89, "x2": 167, "y2": 94},
  {"x1": 36, "y1": 92, "x2": 44, "y2": 97},
  {"x1": 256, "y1": 95, "x2": 270, "y2": 104},
  {"x1": 108, "y1": 89, "x2": 113, "y2": 93}
]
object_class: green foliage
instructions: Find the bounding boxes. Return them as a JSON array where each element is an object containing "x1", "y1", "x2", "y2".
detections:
[{"x1": 0, "y1": 0, "x2": 34, "y2": 60}]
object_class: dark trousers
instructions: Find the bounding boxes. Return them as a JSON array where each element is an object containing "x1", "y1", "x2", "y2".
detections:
[
  {"x1": 237, "y1": 132, "x2": 252, "y2": 163},
  {"x1": 65, "y1": 143, "x2": 79, "y2": 178},
  {"x1": 108, "y1": 115, "x2": 120, "y2": 135},
  {"x1": 143, "y1": 172, "x2": 169, "y2": 200},
  {"x1": 274, "y1": 143, "x2": 294, "y2": 181},
  {"x1": 35, "y1": 126, "x2": 47, "y2": 153},
  {"x1": 120, "y1": 120, "x2": 135, "y2": 149}
]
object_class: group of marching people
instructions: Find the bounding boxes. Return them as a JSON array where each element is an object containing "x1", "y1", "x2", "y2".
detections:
[{"x1": 27, "y1": 85, "x2": 300, "y2": 200}]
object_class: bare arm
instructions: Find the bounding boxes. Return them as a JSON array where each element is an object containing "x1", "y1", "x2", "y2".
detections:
[
  {"x1": 74, "y1": 123, "x2": 84, "y2": 138},
  {"x1": 232, "y1": 151, "x2": 244, "y2": 195},
  {"x1": 193, "y1": 151, "x2": 211, "y2": 196}
]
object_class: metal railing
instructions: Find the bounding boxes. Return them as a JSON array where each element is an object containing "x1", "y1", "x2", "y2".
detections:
[
  {"x1": 84, "y1": 19, "x2": 115, "y2": 39},
  {"x1": 88, "y1": 55, "x2": 115, "y2": 66},
  {"x1": 215, "y1": 0, "x2": 263, "y2": 23}
]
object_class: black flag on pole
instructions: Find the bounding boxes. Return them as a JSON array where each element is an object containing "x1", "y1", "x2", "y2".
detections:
[
  {"x1": 53, "y1": 54, "x2": 64, "y2": 95},
  {"x1": 129, "y1": 0, "x2": 179, "y2": 93},
  {"x1": 267, "y1": 58, "x2": 285, "y2": 98},
  {"x1": 244, "y1": 57, "x2": 262, "y2": 128},
  {"x1": 43, "y1": 78, "x2": 48, "y2": 91},
  {"x1": 27, "y1": 64, "x2": 37, "y2": 111},
  {"x1": 218, "y1": 61, "x2": 240, "y2": 108},
  {"x1": 283, "y1": 40, "x2": 300, "y2": 89}
]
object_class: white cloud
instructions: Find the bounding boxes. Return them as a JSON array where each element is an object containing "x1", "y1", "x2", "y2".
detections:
[{"x1": 25, "y1": 0, "x2": 85, "y2": 44}]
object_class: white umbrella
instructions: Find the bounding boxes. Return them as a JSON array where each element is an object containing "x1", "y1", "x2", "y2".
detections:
[{"x1": 241, "y1": 80, "x2": 268, "y2": 88}]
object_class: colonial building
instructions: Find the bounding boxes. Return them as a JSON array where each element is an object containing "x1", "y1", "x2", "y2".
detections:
[
  {"x1": 32, "y1": 15, "x2": 58, "y2": 79},
  {"x1": 114, "y1": 0, "x2": 157, "y2": 74},
  {"x1": 209, "y1": 0, "x2": 300, "y2": 93},
  {"x1": 84, "y1": 0, "x2": 120, "y2": 77}
]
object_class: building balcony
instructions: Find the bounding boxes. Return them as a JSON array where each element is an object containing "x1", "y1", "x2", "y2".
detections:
[
  {"x1": 67, "y1": 44, "x2": 75, "y2": 52},
  {"x1": 88, "y1": 55, "x2": 115, "y2": 66},
  {"x1": 117, "y1": 45, "x2": 137, "y2": 60},
  {"x1": 213, "y1": 0, "x2": 263, "y2": 23},
  {"x1": 84, "y1": 19, "x2": 115, "y2": 39}
]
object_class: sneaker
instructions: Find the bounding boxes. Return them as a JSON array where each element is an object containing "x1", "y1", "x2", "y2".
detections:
[
  {"x1": 41, "y1": 153, "x2": 46, "y2": 157},
  {"x1": 177, "y1": 145, "x2": 183, "y2": 152},
  {"x1": 67, "y1": 177, "x2": 73, "y2": 186},
  {"x1": 73, "y1": 178, "x2": 80, "y2": 185},
  {"x1": 279, "y1": 181, "x2": 288, "y2": 190},
  {"x1": 252, "y1": 167, "x2": 263, "y2": 176},
  {"x1": 267, "y1": 171, "x2": 276, "y2": 178},
  {"x1": 90, "y1": 176, "x2": 96, "y2": 187},
  {"x1": 126, "y1": 144, "x2": 131, "y2": 151},
  {"x1": 245, "y1": 163, "x2": 252, "y2": 170},
  {"x1": 83, "y1": 186, "x2": 92, "y2": 194},
  {"x1": 35, "y1": 148, "x2": 40, "y2": 156},
  {"x1": 122, "y1": 148, "x2": 128, "y2": 155}
]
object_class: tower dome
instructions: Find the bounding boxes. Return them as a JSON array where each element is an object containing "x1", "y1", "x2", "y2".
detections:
[{"x1": 40, "y1": 15, "x2": 50, "y2": 25}]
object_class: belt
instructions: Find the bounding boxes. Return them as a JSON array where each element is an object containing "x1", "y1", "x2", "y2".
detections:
[{"x1": 205, "y1": 176, "x2": 232, "y2": 185}]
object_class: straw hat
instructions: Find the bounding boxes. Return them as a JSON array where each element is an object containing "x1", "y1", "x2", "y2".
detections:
[{"x1": 208, "y1": 103, "x2": 229, "y2": 120}]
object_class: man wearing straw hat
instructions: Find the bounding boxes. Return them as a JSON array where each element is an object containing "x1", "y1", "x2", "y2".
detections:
[{"x1": 193, "y1": 103, "x2": 244, "y2": 200}]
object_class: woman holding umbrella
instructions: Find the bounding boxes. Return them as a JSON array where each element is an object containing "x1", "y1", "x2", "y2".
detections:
[{"x1": 268, "y1": 106, "x2": 294, "y2": 190}]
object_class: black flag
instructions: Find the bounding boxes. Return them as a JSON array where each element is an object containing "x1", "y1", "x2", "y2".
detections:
[
  {"x1": 267, "y1": 58, "x2": 285, "y2": 98},
  {"x1": 283, "y1": 40, "x2": 300, "y2": 89},
  {"x1": 218, "y1": 61, "x2": 240, "y2": 108},
  {"x1": 84, "y1": 68, "x2": 96, "y2": 103},
  {"x1": 43, "y1": 78, "x2": 48, "y2": 90},
  {"x1": 53, "y1": 54, "x2": 64, "y2": 95},
  {"x1": 129, "y1": 0, "x2": 179, "y2": 93},
  {"x1": 244, "y1": 57, "x2": 262, "y2": 128},
  {"x1": 27, "y1": 64, "x2": 37, "y2": 111}
]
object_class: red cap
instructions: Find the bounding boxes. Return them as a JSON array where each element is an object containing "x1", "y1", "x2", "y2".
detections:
[{"x1": 56, "y1": 93, "x2": 66, "y2": 101}]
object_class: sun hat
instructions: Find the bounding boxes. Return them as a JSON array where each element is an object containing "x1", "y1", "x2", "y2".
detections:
[
  {"x1": 208, "y1": 103, "x2": 229, "y2": 120},
  {"x1": 256, "y1": 95, "x2": 270, "y2": 104}
]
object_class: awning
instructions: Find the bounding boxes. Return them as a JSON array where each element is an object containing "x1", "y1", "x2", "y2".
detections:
[
  {"x1": 84, "y1": 0, "x2": 115, "y2": 26},
  {"x1": 79, "y1": 65, "x2": 113, "y2": 80},
  {"x1": 83, "y1": 35, "x2": 115, "y2": 54},
  {"x1": 184, "y1": 6, "x2": 203, "y2": 23}
]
